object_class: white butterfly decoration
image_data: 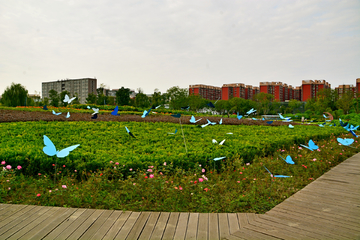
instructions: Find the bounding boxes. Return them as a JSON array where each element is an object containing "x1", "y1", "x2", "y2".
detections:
[
  {"x1": 52, "y1": 110, "x2": 62, "y2": 115},
  {"x1": 92, "y1": 108, "x2": 99, "y2": 115},
  {"x1": 66, "y1": 112, "x2": 70, "y2": 118},
  {"x1": 190, "y1": 115, "x2": 202, "y2": 123},
  {"x1": 63, "y1": 94, "x2": 76, "y2": 104},
  {"x1": 212, "y1": 139, "x2": 225, "y2": 145}
]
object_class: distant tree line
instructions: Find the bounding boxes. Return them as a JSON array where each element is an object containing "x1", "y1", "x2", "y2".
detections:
[{"x1": 1, "y1": 83, "x2": 359, "y2": 116}]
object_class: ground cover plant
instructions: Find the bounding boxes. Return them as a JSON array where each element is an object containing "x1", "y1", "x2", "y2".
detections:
[{"x1": 1, "y1": 109, "x2": 359, "y2": 213}]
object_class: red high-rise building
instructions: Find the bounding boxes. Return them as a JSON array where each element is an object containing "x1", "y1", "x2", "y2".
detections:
[
  {"x1": 357, "y1": 78, "x2": 360, "y2": 95},
  {"x1": 301, "y1": 80, "x2": 331, "y2": 101},
  {"x1": 221, "y1": 83, "x2": 246, "y2": 100},
  {"x1": 260, "y1": 82, "x2": 284, "y2": 101},
  {"x1": 335, "y1": 84, "x2": 357, "y2": 98},
  {"x1": 188, "y1": 84, "x2": 221, "y2": 100}
]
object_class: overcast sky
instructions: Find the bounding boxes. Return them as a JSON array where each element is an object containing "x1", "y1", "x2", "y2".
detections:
[{"x1": 1, "y1": 0, "x2": 359, "y2": 96}]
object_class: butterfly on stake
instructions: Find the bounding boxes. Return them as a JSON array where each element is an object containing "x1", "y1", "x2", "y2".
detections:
[
  {"x1": 278, "y1": 154, "x2": 295, "y2": 164},
  {"x1": 189, "y1": 115, "x2": 202, "y2": 123},
  {"x1": 219, "y1": 119, "x2": 222, "y2": 125},
  {"x1": 91, "y1": 113, "x2": 98, "y2": 119},
  {"x1": 237, "y1": 113, "x2": 243, "y2": 120},
  {"x1": 207, "y1": 119, "x2": 216, "y2": 125},
  {"x1": 125, "y1": 126, "x2": 136, "y2": 138},
  {"x1": 92, "y1": 108, "x2": 99, "y2": 115},
  {"x1": 63, "y1": 94, "x2": 76, "y2": 104},
  {"x1": 211, "y1": 156, "x2": 226, "y2": 161},
  {"x1": 111, "y1": 106, "x2": 120, "y2": 116},
  {"x1": 288, "y1": 124, "x2": 294, "y2": 129},
  {"x1": 212, "y1": 139, "x2": 225, "y2": 145},
  {"x1": 43, "y1": 135, "x2": 80, "y2": 158},
  {"x1": 52, "y1": 110, "x2": 62, "y2": 115},
  {"x1": 264, "y1": 166, "x2": 291, "y2": 178},
  {"x1": 168, "y1": 129, "x2": 178, "y2": 134},
  {"x1": 66, "y1": 112, "x2": 70, "y2": 118},
  {"x1": 337, "y1": 138, "x2": 355, "y2": 147},
  {"x1": 350, "y1": 130, "x2": 358, "y2": 138},
  {"x1": 300, "y1": 139, "x2": 319, "y2": 151},
  {"x1": 43, "y1": 105, "x2": 48, "y2": 110}
]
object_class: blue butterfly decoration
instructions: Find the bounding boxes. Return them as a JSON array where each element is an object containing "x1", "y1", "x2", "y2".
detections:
[
  {"x1": 43, "y1": 135, "x2": 80, "y2": 158},
  {"x1": 66, "y1": 112, "x2": 70, "y2": 118},
  {"x1": 300, "y1": 139, "x2": 319, "y2": 151},
  {"x1": 264, "y1": 166, "x2": 290, "y2": 178},
  {"x1": 189, "y1": 115, "x2": 202, "y2": 123},
  {"x1": 207, "y1": 102, "x2": 215, "y2": 108},
  {"x1": 219, "y1": 119, "x2": 222, "y2": 125},
  {"x1": 171, "y1": 114, "x2": 181, "y2": 118},
  {"x1": 52, "y1": 110, "x2": 62, "y2": 115},
  {"x1": 246, "y1": 108, "x2": 256, "y2": 115},
  {"x1": 91, "y1": 113, "x2": 98, "y2": 119},
  {"x1": 43, "y1": 105, "x2": 48, "y2": 110},
  {"x1": 125, "y1": 126, "x2": 136, "y2": 138},
  {"x1": 278, "y1": 155, "x2": 295, "y2": 164},
  {"x1": 141, "y1": 106, "x2": 152, "y2": 118},
  {"x1": 349, "y1": 130, "x2": 358, "y2": 138},
  {"x1": 168, "y1": 129, "x2": 178, "y2": 134},
  {"x1": 181, "y1": 106, "x2": 189, "y2": 110},
  {"x1": 237, "y1": 113, "x2": 243, "y2": 120},
  {"x1": 288, "y1": 124, "x2": 294, "y2": 129},
  {"x1": 207, "y1": 119, "x2": 216, "y2": 125},
  {"x1": 111, "y1": 106, "x2": 120, "y2": 116},
  {"x1": 266, "y1": 121, "x2": 273, "y2": 124},
  {"x1": 337, "y1": 138, "x2": 354, "y2": 146},
  {"x1": 252, "y1": 118, "x2": 257, "y2": 120}
]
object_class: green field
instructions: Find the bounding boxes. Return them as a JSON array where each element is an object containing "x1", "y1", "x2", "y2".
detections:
[{"x1": 0, "y1": 120, "x2": 345, "y2": 176}]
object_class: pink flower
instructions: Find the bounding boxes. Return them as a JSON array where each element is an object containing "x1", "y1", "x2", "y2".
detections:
[
  {"x1": 133, "y1": 183, "x2": 136, "y2": 185},
  {"x1": 63, "y1": 165, "x2": 66, "y2": 168},
  {"x1": 160, "y1": 172, "x2": 163, "y2": 175},
  {"x1": 239, "y1": 172, "x2": 243, "y2": 174},
  {"x1": 312, "y1": 158, "x2": 317, "y2": 161},
  {"x1": 179, "y1": 186, "x2": 183, "y2": 190},
  {"x1": 115, "y1": 162, "x2": 119, "y2": 165},
  {"x1": 62, "y1": 185, "x2": 67, "y2": 189},
  {"x1": 199, "y1": 178, "x2": 204, "y2": 182},
  {"x1": 340, "y1": 153, "x2": 343, "y2": 155},
  {"x1": 49, "y1": 190, "x2": 52, "y2": 193},
  {"x1": 317, "y1": 149, "x2": 321, "y2": 152},
  {"x1": 110, "y1": 161, "x2": 113, "y2": 164},
  {"x1": 1, "y1": 161, "x2": 5, "y2": 165},
  {"x1": 17, "y1": 165, "x2": 22, "y2": 170},
  {"x1": 202, "y1": 168, "x2": 205, "y2": 173},
  {"x1": 174, "y1": 187, "x2": 178, "y2": 189},
  {"x1": 6, "y1": 165, "x2": 11, "y2": 170},
  {"x1": 298, "y1": 147, "x2": 303, "y2": 149},
  {"x1": 37, "y1": 193, "x2": 41, "y2": 197},
  {"x1": 202, "y1": 175, "x2": 208, "y2": 181},
  {"x1": 163, "y1": 162, "x2": 166, "y2": 166},
  {"x1": 150, "y1": 174, "x2": 154, "y2": 178},
  {"x1": 129, "y1": 168, "x2": 133, "y2": 171},
  {"x1": 147, "y1": 169, "x2": 153, "y2": 172},
  {"x1": 74, "y1": 170, "x2": 77, "y2": 172},
  {"x1": 204, "y1": 188, "x2": 209, "y2": 192},
  {"x1": 299, "y1": 155, "x2": 302, "y2": 157},
  {"x1": 246, "y1": 163, "x2": 250, "y2": 166},
  {"x1": 149, "y1": 166, "x2": 154, "y2": 168},
  {"x1": 237, "y1": 181, "x2": 240, "y2": 183}
]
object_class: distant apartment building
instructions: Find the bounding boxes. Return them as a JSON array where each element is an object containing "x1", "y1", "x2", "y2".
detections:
[
  {"x1": 221, "y1": 83, "x2": 246, "y2": 100},
  {"x1": 42, "y1": 78, "x2": 97, "y2": 104},
  {"x1": 301, "y1": 80, "x2": 331, "y2": 101},
  {"x1": 189, "y1": 84, "x2": 222, "y2": 100},
  {"x1": 260, "y1": 82, "x2": 285, "y2": 101},
  {"x1": 245, "y1": 85, "x2": 253, "y2": 100},
  {"x1": 357, "y1": 78, "x2": 360, "y2": 95},
  {"x1": 294, "y1": 87, "x2": 302, "y2": 101},
  {"x1": 335, "y1": 84, "x2": 357, "y2": 98}
]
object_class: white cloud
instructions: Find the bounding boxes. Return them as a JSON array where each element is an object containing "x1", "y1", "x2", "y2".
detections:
[{"x1": 0, "y1": 0, "x2": 359, "y2": 96}]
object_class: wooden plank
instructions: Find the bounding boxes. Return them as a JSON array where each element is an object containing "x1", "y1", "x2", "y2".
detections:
[
  {"x1": 208, "y1": 213, "x2": 219, "y2": 240},
  {"x1": 0, "y1": 204, "x2": 13, "y2": 215},
  {"x1": 228, "y1": 213, "x2": 240, "y2": 234},
  {"x1": 25, "y1": 208, "x2": 77, "y2": 240},
  {"x1": 162, "y1": 212, "x2": 179, "y2": 240},
  {"x1": 52, "y1": 208, "x2": 95, "y2": 240},
  {"x1": 185, "y1": 212, "x2": 198, "y2": 240},
  {"x1": 149, "y1": 212, "x2": 170, "y2": 240},
  {"x1": 267, "y1": 210, "x2": 359, "y2": 239},
  {"x1": 78, "y1": 209, "x2": 114, "y2": 240},
  {"x1": 173, "y1": 212, "x2": 189, "y2": 240},
  {"x1": 113, "y1": 211, "x2": 141, "y2": 240},
  {"x1": 259, "y1": 214, "x2": 339, "y2": 240},
  {"x1": 197, "y1": 213, "x2": 208, "y2": 240},
  {"x1": 236, "y1": 213, "x2": 248, "y2": 228},
  {"x1": 0, "y1": 205, "x2": 51, "y2": 238},
  {"x1": 138, "y1": 212, "x2": 160, "y2": 240},
  {"x1": 126, "y1": 212, "x2": 151, "y2": 240},
  {"x1": 273, "y1": 202, "x2": 360, "y2": 227},
  {"x1": 0, "y1": 205, "x2": 37, "y2": 228},
  {"x1": 269, "y1": 208, "x2": 360, "y2": 235},
  {"x1": 102, "y1": 211, "x2": 132, "y2": 240},
  {"x1": 218, "y1": 213, "x2": 230, "y2": 239},
  {"x1": 66, "y1": 209, "x2": 104, "y2": 240},
  {"x1": 13, "y1": 207, "x2": 66, "y2": 240},
  {"x1": 42, "y1": 208, "x2": 88, "y2": 240},
  {"x1": 232, "y1": 228, "x2": 280, "y2": 240},
  {"x1": 89, "y1": 210, "x2": 123, "y2": 240}
]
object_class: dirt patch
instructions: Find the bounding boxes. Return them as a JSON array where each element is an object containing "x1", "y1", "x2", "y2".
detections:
[{"x1": 0, "y1": 109, "x2": 294, "y2": 126}]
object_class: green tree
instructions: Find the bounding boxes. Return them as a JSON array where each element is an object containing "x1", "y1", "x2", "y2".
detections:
[
  {"x1": 167, "y1": 86, "x2": 188, "y2": 109},
  {"x1": 86, "y1": 93, "x2": 97, "y2": 104},
  {"x1": 116, "y1": 87, "x2": 131, "y2": 105},
  {"x1": 253, "y1": 93, "x2": 274, "y2": 115},
  {"x1": 1, "y1": 83, "x2": 28, "y2": 107},
  {"x1": 288, "y1": 99, "x2": 302, "y2": 113},
  {"x1": 229, "y1": 97, "x2": 252, "y2": 115},
  {"x1": 188, "y1": 94, "x2": 206, "y2": 111},
  {"x1": 135, "y1": 89, "x2": 150, "y2": 108},
  {"x1": 215, "y1": 100, "x2": 232, "y2": 117},
  {"x1": 336, "y1": 90, "x2": 354, "y2": 114},
  {"x1": 49, "y1": 89, "x2": 60, "y2": 107},
  {"x1": 314, "y1": 88, "x2": 338, "y2": 113},
  {"x1": 151, "y1": 89, "x2": 165, "y2": 107}
]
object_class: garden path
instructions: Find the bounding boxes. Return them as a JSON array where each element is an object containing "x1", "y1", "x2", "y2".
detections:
[{"x1": 0, "y1": 153, "x2": 359, "y2": 240}]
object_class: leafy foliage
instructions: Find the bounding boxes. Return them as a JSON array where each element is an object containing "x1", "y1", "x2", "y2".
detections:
[{"x1": 1, "y1": 83, "x2": 28, "y2": 107}]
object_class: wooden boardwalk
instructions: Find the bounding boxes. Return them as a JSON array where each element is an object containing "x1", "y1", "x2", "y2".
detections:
[{"x1": 1, "y1": 153, "x2": 359, "y2": 240}]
